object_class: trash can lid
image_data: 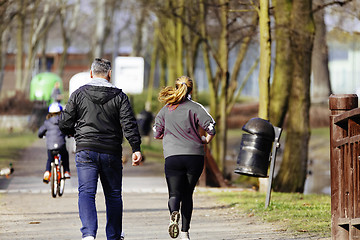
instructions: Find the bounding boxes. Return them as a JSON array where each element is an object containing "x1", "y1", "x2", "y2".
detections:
[{"x1": 242, "y1": 118, "x2": 275, "y2": 140}]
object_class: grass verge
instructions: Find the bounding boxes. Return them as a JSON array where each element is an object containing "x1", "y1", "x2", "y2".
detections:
[
  {"x1": 209, "y1": 190, "x2": 331, "y2": 238},
  {"x1": 0, "y1": 130, "x2": 37, "y2": 168}
]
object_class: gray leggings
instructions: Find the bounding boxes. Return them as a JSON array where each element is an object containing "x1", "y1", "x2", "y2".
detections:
[{"x1": 165, "y1": 155, "x2": 204, "y2": 232}]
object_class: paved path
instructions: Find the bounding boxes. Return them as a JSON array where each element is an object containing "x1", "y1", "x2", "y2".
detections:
[{"x1": 0, "y1": 139, "x2": 328, "y2": 240}]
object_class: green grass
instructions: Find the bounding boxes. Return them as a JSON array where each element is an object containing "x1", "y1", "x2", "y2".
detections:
[
  {"x1": 311, "y1": 127, "x2": 330, "y2": 138},
  {"x1": 0, "y1": 130, "x2": 37, "y2": 168},
  {"x1": 209, "y1": 190, "x2": 331, "y2": 237},
  {"x1": 209, "y1": 127, "x2": 331, "y2": 237}
]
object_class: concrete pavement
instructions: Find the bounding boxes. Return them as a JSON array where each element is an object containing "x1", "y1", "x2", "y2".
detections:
[{"x1": 0, "y1": 138, "x2": 328, "y2": 240}]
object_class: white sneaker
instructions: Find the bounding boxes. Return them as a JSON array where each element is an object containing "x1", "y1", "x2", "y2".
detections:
[
  {"x1": 64, "y1": 171, "x2": 71, "y2": 179},
  {"x1": 82, "y1": 236, "x2": 95, "y2": 240},
  {"x1": 180, "y1": 231, "x2": 190, "y2": 240},
  {"x1": 43, "y1": 171, "x2": 50, "y2": 183},
  {"x1": 168, "y1": 211, "x2": 180, "y2": 238}
]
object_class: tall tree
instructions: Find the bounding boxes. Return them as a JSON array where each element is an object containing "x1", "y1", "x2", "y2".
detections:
[
  {"x1": 227, "y1": 12, "x2": 258, "y2": 112},
  {"x1": 15, "y1": 0, "x2": 26, "y2": 92},
  {"x1": 0, "y1": 0, "x2": 17, "y2": 93},
  {"x1": 93, "y1": 0, "x2": 106, "y2": 58},
  {"x1": 156, "y1": 0, "x2": 178, "y2": 86},
  {"x1": 13, "y1": 0, "x2": 59, "y2": 93},
  {"x1": 198, "y1": 0, "x2": 259, "y2": 171},
  {"x1": 269, "y1": 0, "x2": 293, "y2": 127},
  {"x1": 273, "y1": 0, "x2": 315, "y2": 192},
  {"x1": 217, "y1": 0, "x2": 230, "y2": 173},
  {"x1": 257, "y1": 0, "x2": 271, "y2": 120},
  {"x1": 146, "y1": 22, "x2": 159, "y2": 109},
  {"x1": 257, "y1": 0, "x2": 272, "y2": 193},
  {"x1": 184, "y1": 0, "x2": 201, "y2": 100},
  {"x1": 311, "y1": 0, "x2": 332, "y2": 104},
  {"x1": 175, "y1": 0, "x2": 185, "y2": 75},
  {"x1": 131, "y1": 0, "x2": 149, "y2": 57},
  {"x1": 91, "y1": 0, "x2": 117, "y2": 59},
  {"x1": 270, "y1": 0, "x2": 355, "y2": 192},
  {"x1": 22, "y1": 0, "x2": 59, "y2": 92},
  {"x1": 57, "y1": 0, "x2": 81, "y2": 77}
]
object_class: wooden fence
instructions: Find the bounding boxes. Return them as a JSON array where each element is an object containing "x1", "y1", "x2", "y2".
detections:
[{"x1": 330, "y1": 94, "x2": 360, "y2": 239}]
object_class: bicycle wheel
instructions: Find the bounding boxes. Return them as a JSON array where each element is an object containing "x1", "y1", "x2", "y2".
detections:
[
  {"x1": 58, "y1": 164, "x2": 65, "y2": 196},
  {"x1": 50, "y1": 162, "x2": 57, "y2": 198}
]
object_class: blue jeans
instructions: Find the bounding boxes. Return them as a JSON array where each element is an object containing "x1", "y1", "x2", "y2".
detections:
[{"x1": 76, "y1": 150, "x2": 123, "y2": 240}]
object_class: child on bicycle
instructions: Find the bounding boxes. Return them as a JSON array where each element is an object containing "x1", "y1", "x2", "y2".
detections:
[{"x1": 38, "y1": 102, "x2": 70, "y2": 183}]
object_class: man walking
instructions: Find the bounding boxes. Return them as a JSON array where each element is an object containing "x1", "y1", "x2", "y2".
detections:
[{"x1": 59, "y1": 58, "x2": 142, "y2": 240}]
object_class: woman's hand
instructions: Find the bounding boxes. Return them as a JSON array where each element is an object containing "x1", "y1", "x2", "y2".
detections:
[
  {"x1": 201, "y1": 134, "x2": 214, "y2": 144},
  {"x1": 154, "y1": 134, "x2": 163, "y2": 139}
]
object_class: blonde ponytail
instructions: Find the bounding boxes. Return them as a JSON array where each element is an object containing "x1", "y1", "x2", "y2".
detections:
[{"x1": 158, "y1": 76, "x2": 193, "y2": 105}]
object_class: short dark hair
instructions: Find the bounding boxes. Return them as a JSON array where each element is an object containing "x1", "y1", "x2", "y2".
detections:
[{"x1": 91, "y1": 58, "x2": 111, "y2": 77}]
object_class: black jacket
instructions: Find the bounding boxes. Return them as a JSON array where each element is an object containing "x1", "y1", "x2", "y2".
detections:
[{"x1": 59, "y1": 80, "x2": 141, "y2": 155}]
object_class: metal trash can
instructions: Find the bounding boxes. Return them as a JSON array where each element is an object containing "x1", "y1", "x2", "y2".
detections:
[
  {"x1": 234, "y1": 118, "x2": 275, "y2": 177},
  {"x1": 137, "y1": 109, "x2": 153, "y2": 136}
]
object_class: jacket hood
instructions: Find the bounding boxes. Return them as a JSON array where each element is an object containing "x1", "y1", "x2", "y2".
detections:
[
  {"x1": 80, "y1": 85, "x2": 122, "y2": 104},
  {"x1": 48, "y1": 115, "x2": 60, "y2": 125}
]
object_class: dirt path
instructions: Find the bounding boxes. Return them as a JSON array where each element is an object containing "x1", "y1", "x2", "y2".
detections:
[{"x1": 0, "y1": 139, "x2": 329, "y2": 240}]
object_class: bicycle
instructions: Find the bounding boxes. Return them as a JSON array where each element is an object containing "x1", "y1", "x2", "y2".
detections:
[{"x1": 50, "y1": 149, "x2": 65, "y2": 198}]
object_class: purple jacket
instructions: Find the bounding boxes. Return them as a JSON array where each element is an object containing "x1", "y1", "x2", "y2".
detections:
[{"x1": 38, "y1": 115, "x2": 66, "y2": 150}]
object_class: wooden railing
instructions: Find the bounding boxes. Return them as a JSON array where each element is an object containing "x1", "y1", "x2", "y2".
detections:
[{"x1": 329, "y1": 94, "x2": 360, "y2": 239}]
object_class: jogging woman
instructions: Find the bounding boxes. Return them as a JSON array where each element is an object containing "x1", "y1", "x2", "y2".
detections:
[{"x1": 153, "y1": 76, "x2": 216, "y2": 240}]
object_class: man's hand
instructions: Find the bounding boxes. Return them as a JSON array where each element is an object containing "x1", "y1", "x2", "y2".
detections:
[{"x1": 132, "y1": 151, "x2": 143, "y2": 166}]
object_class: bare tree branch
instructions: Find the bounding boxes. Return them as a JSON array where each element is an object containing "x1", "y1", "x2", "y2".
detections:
[{"x1": 312, "y1": 0, "x2": 353, "y2": 13}]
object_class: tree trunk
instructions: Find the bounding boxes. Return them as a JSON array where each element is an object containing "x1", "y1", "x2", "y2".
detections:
[
  {"x1": 184, "y1": 36, "x2": 200, "y2": 100},
  {"x1": 146, "y1": 24, "x2": 159, "y2": 108},
  {"x1": 57, "y1": 0, "x2": 80, "y2": 78},
  {"x1": 0, "y1": 28, "x2": 10, "y2": 94},
  {"x1": 269, "y1": 0, "x2": 293, "y2": 128},
  {"x1": 40, "y1": 32, "x2": 48, "y2": 72},
  {"x1": 311, "y1": 0, "x2": 332, "y2": 104},
  {"x1": 184, "y1": 0, "x2": 200, "y2": 100},
  {"x1": 257, "y1": 0, "x2": 272, "y2": 193},
  {"x1": 159, "y1": 51, "x2": 167, "y2": 88},
  {"x1": 199, "y1": 0, "x2": 219, "y2": 166},
  {"x1": 0, "y1": 0, "x2": 13, "y2": 95},
  {"x1": 217, "y1": 0, "x2": 229, "y2": 173},
  {"x1": 132, "y1": 3, "x2": 147, "y2": 57},
  {"x1": 175, "y1": 0, "x2": 184, "y2": 76},
  {"x1": 15, "y1": 0, "x2": 25, "y2": 91},
  {"x1": 227, "y1": 58, "x2": 259, "y2": 115},
  {"x1": 22, "y1": 1, "x2": 57, "y2": 94},
  {"x1": 155, "y1": 1, "x2": 179, "y2": 86},
  {"x1": 274, "y1": 0, "x2": 315, "y2": 193},
  {"x1": 57, "y1": 33, "x2": 69, "y2": 78},
  {"x1": 228, "y1": 12, "x2": 258, "y2": 109},
  {"x1": 258, "y1": 0, "x2": 271, "y2": 121},
  {"x1": 93, "y1": 0, "x2": 106, "y2": 58}
]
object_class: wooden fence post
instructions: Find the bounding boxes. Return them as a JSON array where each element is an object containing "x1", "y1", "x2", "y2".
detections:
[{"x1": 329, "y1": 94, "x2": 358, "y2": 239}]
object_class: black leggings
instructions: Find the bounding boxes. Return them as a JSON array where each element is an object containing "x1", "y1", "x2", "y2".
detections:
[{"x1": 165, "y1": 155, "x2": 204, "y2": 232}]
